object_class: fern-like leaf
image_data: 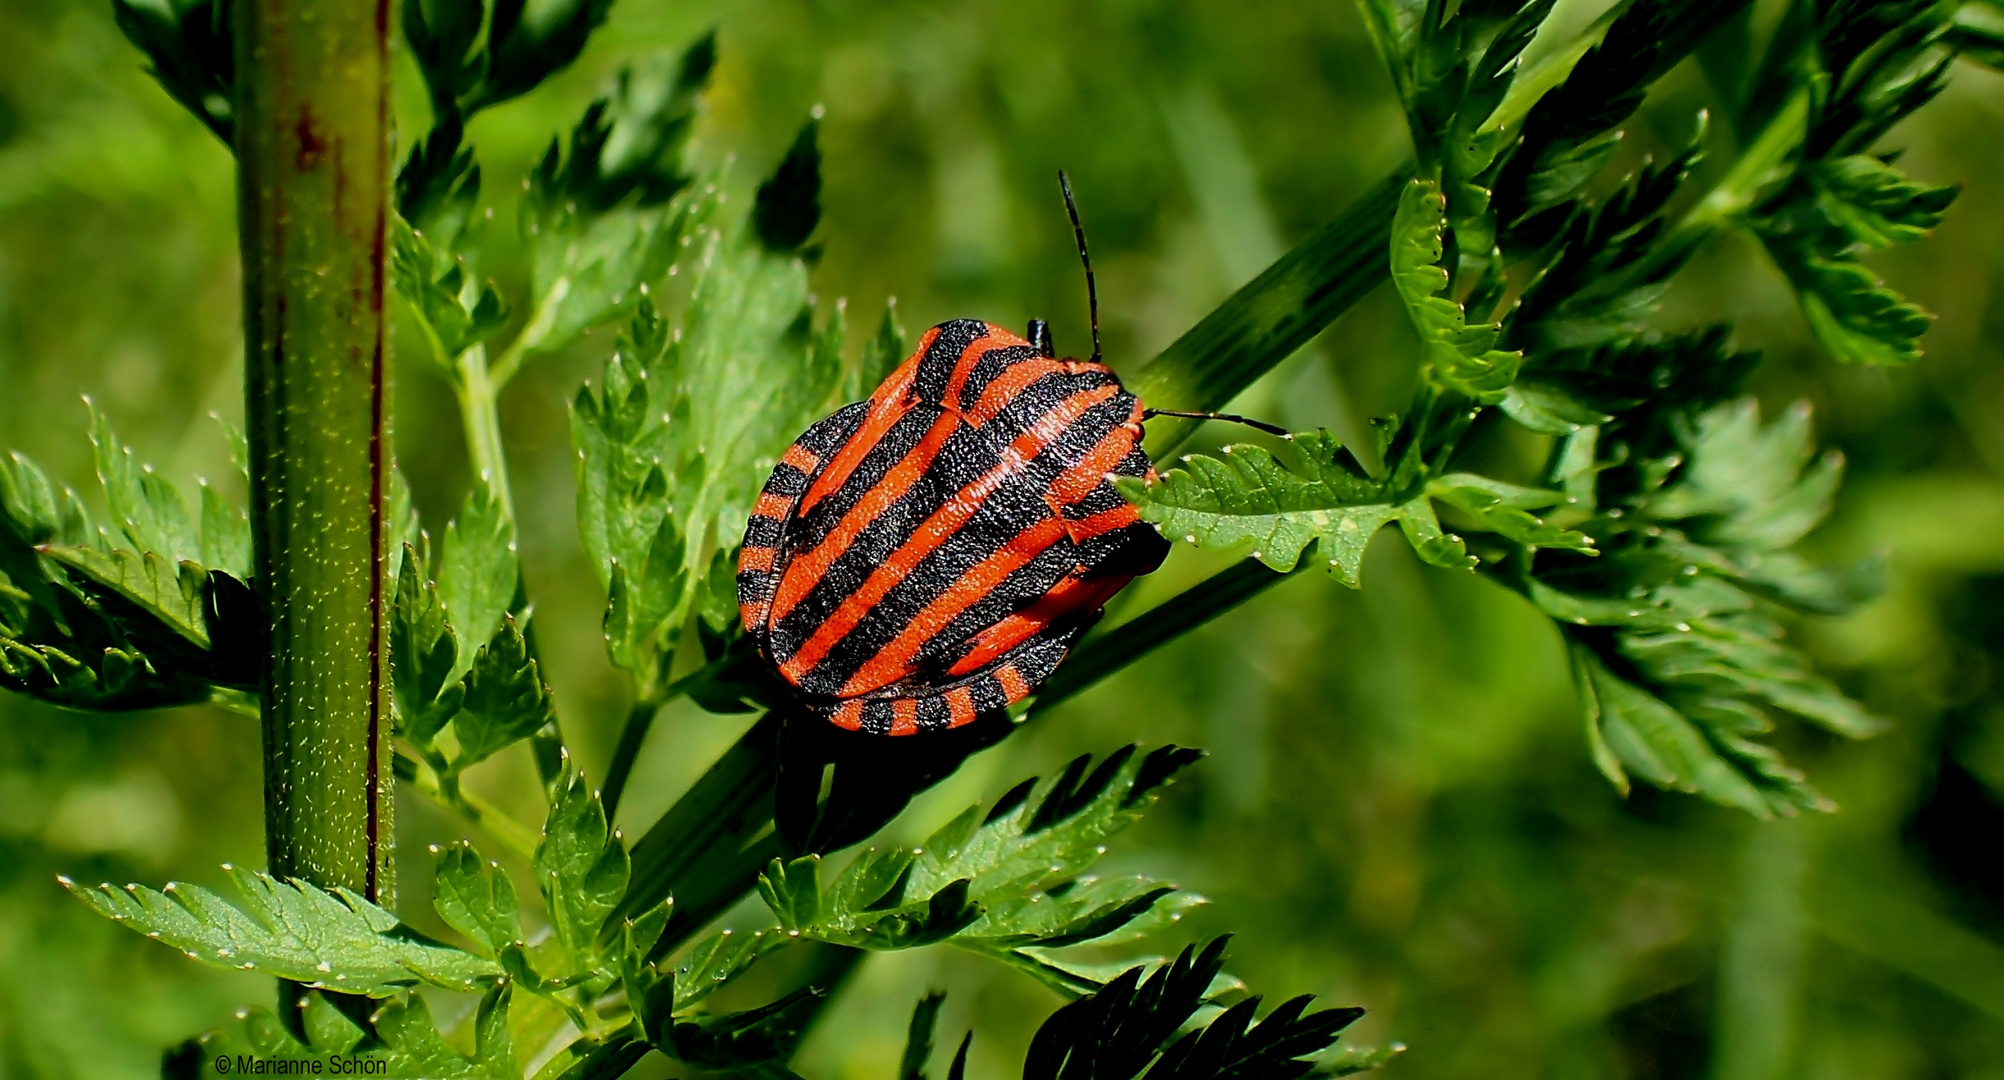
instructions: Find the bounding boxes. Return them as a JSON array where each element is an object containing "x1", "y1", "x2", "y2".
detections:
[{"x1": 64, "y1": 868, "x2": 501, "y2": 995}]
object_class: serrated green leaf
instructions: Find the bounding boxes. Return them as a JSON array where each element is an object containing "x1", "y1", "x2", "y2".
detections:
[
  {"x1": 1508, "y1": 388, "x2": 1885, "y2": 816},
  {"x1": 198, "y1": 480, "x2": 251, "y2": 577},
  {"x1": 619, "y1": 900, "x2": 673, "y2": 982},
  {"x1": 761, "y1": 855, "x2": 979, "y2": 951},
  {"x1": 1500, "y1": 381, "x2": 1612, "y2": 435},
  {"x1": 452, "y1": 614, "x2": 556, "y2": 769},
  {"x1": 40, "y1": 545, "x2": 210, "y2": 650},
  {"x1": 904, "y1": 746, "x2": 1199, "y2": 919},
  {"x1": 1520, "y1": 129, "x2": 1626, "y2": 220},
  {"x1": 1730, "y1": 548, "x2": 1884, "y2": 616},
  {"x1": 1429, "y1": 474, "x2": 1597, "y2": 552},
  {"x1": 1646, "y1": 400, "x2": 1839, "y2": 551},
  {"x1": 0, "y1": 429, "x2": 251, "y2": 708},
  {"x1": 616, "y1": 897, "x2": 677, "y2": 1043},
  {"x1": 524, "y1": 205, "x2": 684, "y2": 364},
  {"x1": 1809, "y1": 156, "x2": 1958, "y2": 249},
  {"x1": 374, "y1": 989, "x2": 519, "y2": 1079},
  {"x1": 0, "y1": 635, "x2": 208, "y2": 711},
  {"x1": 535, "y1": 770, "x2": 631, "y2": 970},
  {"x1": 403, "y1": 0, "x2": 485, "y2": 117},
  {"x1": 89, "y1": 401, "x2": 201, "y2": 566},
  {"x1": 63, "y1": 868, "x2": 501, "y2": 995},
  {"x1": 1396, "y1": 493, "x2": 1478, "y2": 571},
  {"x1": 542, "y1": 1029, "x2": 652, "y2": 1080},
  {"x1": 758, "y1": 855, "x2": 823, "y2": 933},
  {"x1": 1491, "y1": 0, "x2": 1740, "y2": 242},
  {"x1": 961, "y1": 874, "x2": 1178, "y2": 949},
  {"x1": 1617, "y1": 615, "x2": 1884, "y2": 738},
  {"x1": 0, "y1": 448, "x2": 93, "y2": 551},
  {"x1": 393, "y1": 218, "x2": 510, "y2": 366},
  {"x1": 1571, "y1": 642, "x2": 1778, "y2": 817},
  {"x1": 438, "y1": 486, "x2": 517, "y2": 687},
  {"x1": 748, "y1": 748, "x2": 1201, "y2": 961},
  {"x1": 1361, "y1": 0, "x2": 1555, "y2": 271},
  {"x1": 393, "y1": 542, "x2": 464, "y2": 745},
  {"x1": 572, "y1": 178, "x2": 866, "y2": 681},
  {"x1": 432, "y1": 840, "x2": 522, "y2": 957},
  {"x1": 1090, "y1": 887, "x2": 1211, "y2": 950},
  {"x1": 1022, "y1": 938, "x2": 1364, "y2": 1080},
  {"x1": 1747, "y1": 116, "x2": 1958, "y2": 368},
  {"x1": 601, "y1": 515, "x2": 687, "y2": 676},
  {"x1": 1390, "y1": 180, "x2": 1521, "y2": 402},
  {"x1": 514, "y1": 44, "x2": 715, "y2": 368},
  {"x1": 675, "y1": 215, "x2": 847, "y2": 550},
  {"x1": 670, "y1": 925, "x2": 788, "y2": 1012},
  {"x1": 696, "y1": 544, "x2": 740, "y2": 637},
  {"x1": 1116, "y1": 431, "x2": 1405, "y2": 586},
  {"x1": 1768, "y1": 242, "x2": 1934, "y2": 365}
]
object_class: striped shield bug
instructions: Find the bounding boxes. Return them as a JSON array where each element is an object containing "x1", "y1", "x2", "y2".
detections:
[{"x1": 738, "y1": 174, "x2": 1285, "y2": 735}]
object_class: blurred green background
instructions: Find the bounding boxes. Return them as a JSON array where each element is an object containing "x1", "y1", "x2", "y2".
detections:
[{"x1": 1, "y1": 0, "x2": 2001, "y2": 1077}]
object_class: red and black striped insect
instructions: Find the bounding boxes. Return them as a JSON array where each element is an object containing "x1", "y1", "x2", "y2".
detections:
[{"x1": 738, "y1": 175, "x2": 1282, "y2": 735}]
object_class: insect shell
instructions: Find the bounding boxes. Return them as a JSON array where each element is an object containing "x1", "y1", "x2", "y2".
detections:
[{"x1": 737, "y1": 318, "x2": 1171, "y2": 736}]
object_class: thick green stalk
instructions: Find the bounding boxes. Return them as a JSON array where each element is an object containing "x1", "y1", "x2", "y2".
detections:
[
  {"x1": 1131, "y1": 172, "x2": 1405, "y2": 459},
  {"x1": 453, "y1": 343, "x2": 516, "y2": 520},
  {"x1": 236, "y1": 0, "x2": 394, "y2": 902}
]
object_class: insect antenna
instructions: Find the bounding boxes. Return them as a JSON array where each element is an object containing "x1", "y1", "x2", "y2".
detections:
[
  {"x1": 1057, "y1": 170, "x2": 1101, "y2": 366},
  {"x1": 1141, "y1": 409, "x2": 1292, "y2": 438}
]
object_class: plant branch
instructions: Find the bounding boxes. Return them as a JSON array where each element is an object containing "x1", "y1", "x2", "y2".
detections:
[
  {"x1": 600, "y1": 698, "x2": 660, "y2": 822},
  {"x1": 489, "y1": 278, "x2": 568, "y2": 389},
  {"x1": 1132, "y1": 172, "x2": 1407, "y2": 459},
  {"x1": 452, "y1": 343, "x2": 516, "y2": 520}
]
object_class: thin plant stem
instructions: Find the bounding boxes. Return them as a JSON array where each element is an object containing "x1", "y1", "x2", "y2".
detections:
[
  {"x1": 488, "y1": 277, "x2": 567, "y2": 388},
  {"x1": 600, "y1": 699, "x2": 660, "y2": 821},
  {"x1": 453, "y1": 342, "x2": 516, "y2": 519}
]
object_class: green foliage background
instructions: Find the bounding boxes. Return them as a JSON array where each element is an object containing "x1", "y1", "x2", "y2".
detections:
[{"x1": 1, "y1": 0, "x2": 2001, "y2": 1077}]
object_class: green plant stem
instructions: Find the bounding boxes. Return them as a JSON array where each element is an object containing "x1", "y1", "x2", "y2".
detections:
[
  {"x1": 618, "y1": 710, "x2": 786, "y2": 953},
  {"x1": 601, "y1": 644, "x2": 758, "y2": 819},
  {"x1": 1678, "y1": 85, "x2": 1813, "y2": 240},
  {"x1": 453, "y1": 343, "x2": 516, "y2": 519},
  {"x1": 489, "y1": 278, "x2": 566, "y2": 388},
  {"x1": 600, "y1": 698, "x2": 660, "y2": 821},
  {"x1": 394, "y1": 749, "x2": 540, "y2": 860},
  {"x1": 236, "y1": 0, "x2": 393, "y2": 904},
  {"x1": 1132, "y1": 172, "x2": 1406, "y2": 459}
]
